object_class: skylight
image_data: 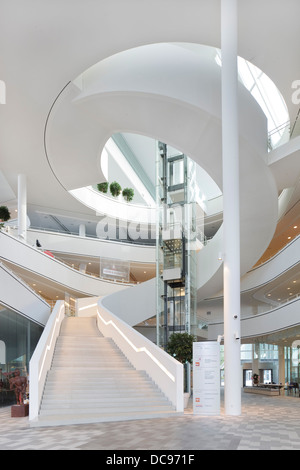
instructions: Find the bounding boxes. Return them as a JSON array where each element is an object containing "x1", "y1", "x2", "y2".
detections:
[
  {"x1": 102, "y1": 138, "x2": 156, "y2": 207},
  {"x1": 215, "y1": 50, "x2": 289, "y2": 149}
]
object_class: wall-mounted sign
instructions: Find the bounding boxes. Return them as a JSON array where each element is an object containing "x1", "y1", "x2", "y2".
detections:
[
  {"x1": 100, "y1": 258, "x2": 129, "y2": 282},
  {"x1": 193, "y1": 342, "x2": 220, "y2": 416}
]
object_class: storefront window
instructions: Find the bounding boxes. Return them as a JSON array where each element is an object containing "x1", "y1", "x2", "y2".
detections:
[{"x1": 0, "y1": 305, "x2": 43, "y2": 407}]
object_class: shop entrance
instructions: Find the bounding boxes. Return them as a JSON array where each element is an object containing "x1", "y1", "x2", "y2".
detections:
[{"x1": 243, "y1": 369, "x2": 253, "y2": 387}]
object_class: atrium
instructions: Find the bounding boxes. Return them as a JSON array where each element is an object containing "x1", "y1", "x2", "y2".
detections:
[{"x1": 0, "y1": 0, "x2": 300, "y2": 451}]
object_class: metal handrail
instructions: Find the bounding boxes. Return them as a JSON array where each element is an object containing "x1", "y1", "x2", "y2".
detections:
[{"x1": 268, "y1": 110, "x2": 300, "y2": 150}]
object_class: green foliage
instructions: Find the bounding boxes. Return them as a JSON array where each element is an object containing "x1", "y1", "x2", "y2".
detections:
[
  {"x1": 122, "y1": 187, "x2": 134, "y2": 202},
  {"x1": 109, "y1": 181, "x2": 122, "y2": 197},
  {"x1": 97, "y1": 182, "x2": 108, "y2": 193},
  {"x1": 0, "y1": 205, "x2": 11, "y2": 222},
  {"x1": 166, "y1": 332, "x2": 195, "y2": 364}
]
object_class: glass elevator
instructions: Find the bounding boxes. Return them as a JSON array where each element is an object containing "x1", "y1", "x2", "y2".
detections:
[{"x1": 156, "y1": 142, "x2": 197, "y2": 350}]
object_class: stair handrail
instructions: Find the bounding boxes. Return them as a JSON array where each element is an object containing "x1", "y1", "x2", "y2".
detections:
[
  {"x1": 97, "y1": 300, "x2": 184, "y2": 412},
  {"x1": 29, "y1": 301, "x2": 65, "y2": 423}
]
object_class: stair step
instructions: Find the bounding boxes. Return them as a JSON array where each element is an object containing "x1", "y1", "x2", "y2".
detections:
[
  {"x1": 42, "y1": 393, "x2": 164, "y2": 401},
  {"x1": 34, "y1": 316, "x2": 177, "y2": 427},
  {"x1": 46, "y1": 371, "x2": 144, "y2": 379},
  {"x1": 44, "y1": 386, "x2": 151, "y2": 392},
  {"x1": 41, "y1": 396, "x2": 169, "y2": 407},
  {"x1": 40, "y1": 404, "x2": 173, "y2": 415}
]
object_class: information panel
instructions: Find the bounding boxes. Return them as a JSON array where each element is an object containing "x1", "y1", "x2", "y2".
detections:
[{"x1": 193, "y1": 342, "x2": 220, "y2": 416}]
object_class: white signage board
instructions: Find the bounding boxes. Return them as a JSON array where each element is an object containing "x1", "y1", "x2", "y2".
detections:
[{"x1": 193, "y1": 342, "x2": 220, "y2": 415}]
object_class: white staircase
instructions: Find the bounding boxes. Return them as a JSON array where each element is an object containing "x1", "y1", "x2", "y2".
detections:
[{"x1": 36, "y1": 316, "x2": 177, "y2": 426}]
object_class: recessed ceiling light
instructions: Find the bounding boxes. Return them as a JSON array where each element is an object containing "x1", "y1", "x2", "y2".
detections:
[
  {"x1": 288, "y1": 236, "x2": 291, "y2": 240},
  {"x1": 294, "y1": 226, "x2": 298, "y2": 229},
  {"x1": 287, "y1": 287, "x2": 291, "y2": 290}
]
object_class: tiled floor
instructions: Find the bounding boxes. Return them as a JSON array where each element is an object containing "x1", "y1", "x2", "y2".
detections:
[{"x1": 1, "y1": 390, "x2": 300, "y2": 450}]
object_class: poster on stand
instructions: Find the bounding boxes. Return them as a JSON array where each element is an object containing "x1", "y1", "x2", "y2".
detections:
[{"x1": 193, "y1": 341, "x2": 220, "y2": 416}]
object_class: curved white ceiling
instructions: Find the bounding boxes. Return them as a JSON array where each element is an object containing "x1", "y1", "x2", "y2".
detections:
[
  {"x1": 45, "y1": 43, "x2": 278, "y2": 283},
  {"x1": 0, "y1": 0, "x2": 299, "y2": 302},
  {"x1": 1, "y1": 1, "x2": 299, "y2": 209}
]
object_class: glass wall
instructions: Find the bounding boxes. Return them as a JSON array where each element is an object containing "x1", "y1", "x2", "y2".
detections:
[
  {"x1": 222, "y1": 335, "x2": 300, "y2": 389},
  {"x1": 156, "y1": 142, "x2": 197, "y2": 349},
  {"x1": 0, "y1": 305, "x2": 43, "y2": 407}
]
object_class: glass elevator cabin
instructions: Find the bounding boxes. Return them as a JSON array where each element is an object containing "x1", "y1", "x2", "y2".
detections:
[{"x1": 156, "y1": 142, "x2": 197, "y2": 351}]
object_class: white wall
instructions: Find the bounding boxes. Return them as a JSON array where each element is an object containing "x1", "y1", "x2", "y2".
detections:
[
  {"x1": 29, "y1": 301, "x2": 65, "y2": 422},
  {"x1": 11, "y1": 228, "x2": 156, "y2": 264},
  {"x1": 101, "y1": 277, "x2": 156, "y2": 326}
]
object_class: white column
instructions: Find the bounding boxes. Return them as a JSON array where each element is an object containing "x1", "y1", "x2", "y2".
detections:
[
  {"x1": 0, "y1": 80, "x2": 6, "y2": 104},
  {"x1": 18, "y1": 174, "x2": 27, "y2": 241},
  {"x1": 221, "y1": 0, "x2": 241, "y2": 416},
  {"x1": 79, "y1": 223, "x2": 86, "y2": 237},
  {"x1": 278, "y1": 346, "x2": 285, "y2": 385}
]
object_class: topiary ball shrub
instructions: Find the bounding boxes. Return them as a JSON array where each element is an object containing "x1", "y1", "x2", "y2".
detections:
[
  {"x1": 0, "y1": 205, "x2": 11, "y2": 222},
  {"x1": 97, "y1": 182, "x2": 109, "y2": 193},
  {"x1": 109, "y1": 181, "x2": 122, "y2": 197},
  {"x1": 122, "y1": 187, "x2": 134, "y2": 202}
]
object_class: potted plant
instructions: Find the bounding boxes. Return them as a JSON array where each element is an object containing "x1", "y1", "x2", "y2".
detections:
[
  {"x1": 122, "y1": 187, "x2": 134, "y2": 202},
  {"x1": 252, "y1": 373, "x2": 259, "y2": 386},
  {"x1": 0, "y1": 205, "x2": 11, "y2": 228},
  {"x1": 109, "y1": 181, "x2": 122, "y2": 198},
  {"x1": 97, "y1": 182, "x2": 109, "y2": 193},
  {"x1": 167, "y1": 332, "x2": 196, "y2": 407}
]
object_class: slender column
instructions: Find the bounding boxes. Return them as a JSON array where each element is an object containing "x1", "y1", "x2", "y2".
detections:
[
  {"x1": 79, "y1": 224, "x2": 86, "y2": 237},
  {"x1": 0, "y1": 80, "x2": 6, "y2": 104},
  {"x1": 18, "y1": 174, "x2": 27, "y2": 241},
  {"x1": 278, "y1": 346, "x2": 285, "y2": 386},
  {"x1": 221, "y1": 0, "x2": 241, "y2": 416}
]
